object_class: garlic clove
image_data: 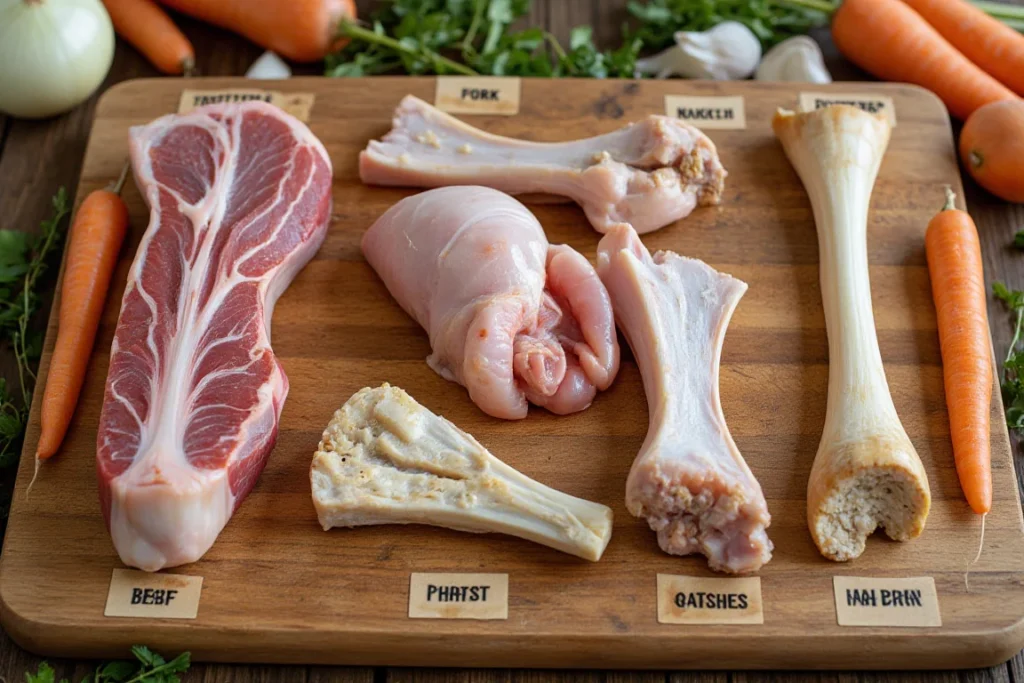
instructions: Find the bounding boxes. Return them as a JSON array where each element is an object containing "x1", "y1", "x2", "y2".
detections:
[
  {"x1": 246, "y1": 51, "x2": 292, "y2": 80},
  {"x1": 635, "y1": 21, "x2": 761, "y2": 80},
  {"x1": 755, "y1": 36, "x2": 832, "y2": 83}
]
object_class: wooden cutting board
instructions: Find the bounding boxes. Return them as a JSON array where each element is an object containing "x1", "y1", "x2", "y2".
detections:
[{"x1": 2, "y1": 77, "x2": 1022, "y2": 670}]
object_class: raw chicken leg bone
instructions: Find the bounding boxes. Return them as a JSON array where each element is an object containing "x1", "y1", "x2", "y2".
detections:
[
  {"x1": 596, "y1": 224, "x2": 772, "y2": 574},
  {"x1": 360, "y1": 95, "x2": 726, "y2": 235},
  {"x1": 311, "y1": 384, "x2": 614, "y2": 561},
  {"x1": 362, "y1": 186, "x2": 619, "y2": 420}
]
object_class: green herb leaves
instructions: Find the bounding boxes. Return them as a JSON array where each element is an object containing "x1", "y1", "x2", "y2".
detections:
[
  {"x1": 326, "y1": 0, "x2": 832, "y2": 79},
  {"x1": 626, "y1": 0, "x2": 833, "y2": 51},
  {"x1": 994, "y1": 281, "x2": 1024, "y2": 428},
  {"x1": 0, "y1": 188, "x2": 69, "y2": 466},
  {"x1": 26, "y1": 647, "x2": 191, "y2": 683},
  {"x1": 327, "y1": 0, "x2": 638, "y2": 79}
]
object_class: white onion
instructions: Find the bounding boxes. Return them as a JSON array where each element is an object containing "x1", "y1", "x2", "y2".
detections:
[{"x1": 0, "y1": 0, "x2": 115, "y2": 119}]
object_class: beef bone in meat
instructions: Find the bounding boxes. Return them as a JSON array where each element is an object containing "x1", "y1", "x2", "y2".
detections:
[
  {"x1": 96, "y1": 102, "x2": 332, "y2": 571},
  {"x1": 362, "y1": 186, "x2": 619, "y2": 420},
  {"x1": 359, "y1": 95, "x2": 725, "y2": 235},
  {"x1": 596, "y1": 223, "x2": 772, "y2": 574}
]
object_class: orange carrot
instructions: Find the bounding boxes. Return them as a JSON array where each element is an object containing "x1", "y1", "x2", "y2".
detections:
[
  {"x1": 901, "y1": 0, "x2": 1024, "y2": 97},
  {"x1": 832, "y1": 0, "x2": 1017, "y2": 120},
  {"x1": 36, "y1": 166, "x2": 130, "y2": 462},
  {"x1": 925, "y1": 188, "x2": 992, "y2": 514},
  {"x1": 103, "y1": 0, "x2": 194, "y2": 75},
  {"x1": 157, "y1": 0, "x2": 357, "y2": 63}
]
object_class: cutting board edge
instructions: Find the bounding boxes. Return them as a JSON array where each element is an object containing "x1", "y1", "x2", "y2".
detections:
[
  {"x1": 3, "y1": 76, "x2": 1021, "y2": 670},
  {"x1": 1, "y1": 607, "x2": 1023, "y2": 670}
]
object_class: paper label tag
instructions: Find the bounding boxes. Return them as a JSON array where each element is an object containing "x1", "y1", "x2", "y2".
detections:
[
  {"x1": 799, "y1": 92, "x2": 897, "y2": 127},
  {"x1": 657, "y1": 574, "x2": 763, "y2": 624},
  {"x1": 104, "y1": 569, "x2": 203, "y2": 619},
  {"x1": 664, "y1": 95, "x2": 746, "y2": 129},
  {"x1": 833, "y1": 577, "x2": 941, "y2": 627},
  {"x1": 434, "y1": 77, "x2": 521, "y2": 115},
  {"x1": 408, "y1": 573, "x2": 508, "y2": 620},
  {"x1": 178, "y1": 89, "x2": 315, "y2": 121}
]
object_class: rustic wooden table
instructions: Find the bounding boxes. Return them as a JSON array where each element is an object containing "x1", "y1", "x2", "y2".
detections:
[{"x1": 2, "y1": 1, "x2": 1023, "y2": 680}]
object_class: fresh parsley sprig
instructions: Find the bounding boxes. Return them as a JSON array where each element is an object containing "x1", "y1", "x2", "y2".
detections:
[
  {"x1": 0, "y1": 188, "x2": 70, "y2": 466},
  {"x1": 327, "y1": 0, "x2": 638, "y2": 79},
  {"x1": 625, "y1": 0, "x2": 833, "y2": 51},
  {"x1": 326, "y1": 0, "x2": 832, "y2": 78},
  {"x1": 26, "y1": 647, "x2": 191, "y2": 683},
  {"x1": 993, "y1": 281, "x2": 1024, "y2": 428}
]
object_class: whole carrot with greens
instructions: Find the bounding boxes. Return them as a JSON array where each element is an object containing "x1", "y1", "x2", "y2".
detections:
[
  {"x1": 900, "y1": 0, "x2": 1024, "y2": 97},
  {"x1": 36, "y1": 165, "x2": 130, "y2": 462},
  {"x1": 925, "y1": 188, "x2": 992, "y2": 514},
  {"x1": 102, "y1": 0, "x2": 194, "y2": 75},
  {"x1": 158, "y1": 0, "x2": 356, "y2": 62},
  {"x1": 831, "y1": 0, "x2": 1016, "y2": 119}
]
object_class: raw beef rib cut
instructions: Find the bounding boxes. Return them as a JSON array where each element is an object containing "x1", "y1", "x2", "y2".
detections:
[{"x1": 96, "y1": 102, "x2": 333, "y2": 571}]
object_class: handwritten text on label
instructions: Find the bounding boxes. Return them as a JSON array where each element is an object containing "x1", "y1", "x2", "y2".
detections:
[
  {"x1": 657, "y1": 574, "x2": 763, "y2": 624},
  {"x1": 435, "y1": 77, "x2": 522, "y2": 115},
  {"x1": 663, "y1": 96, "x2": 746, "y2": 130},
  {"x1": 832, "y1": 577, "x2": 941, "y2": 627},
  {"x1": 104, "y1": 569, "x2": 203, "y2": 619},
  {"x1": 177, "y1": 89, "x2": 316, "y2": 121},
  {"x1": 408, "y1": 572, "x2": 509, "y2": 620},
  {"x1": 798, "y1": 92, "x2": 897, "y2": 127}
]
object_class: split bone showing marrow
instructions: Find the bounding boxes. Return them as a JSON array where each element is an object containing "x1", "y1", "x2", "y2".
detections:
[
  {"x1": 773, "y1": 105, "x2": 931, "y2": 562},
  {"x1": 596, "y1": 223, "x2": 772, "y2": 574},
  {"x1": 359, "y1": 95, "x2": 726, "y2": 235},
  {"x1": 310, "y1": 384, "x2": 614, "y2": 561}
]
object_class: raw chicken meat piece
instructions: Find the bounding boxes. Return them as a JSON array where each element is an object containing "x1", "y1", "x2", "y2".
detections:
[
  {"x1": 311, "y1": 384, "x2": 614, "y2": 561},
  {"x1": 360, "y1": 95, "x2": 725, "y2": 235},
  {"x1": 362, "y1": 186, "x2": 619, "y2": 420},
  {"x1": 596, "y1": 223, "x2": 772, "y2": 573},
  {"x1": 96, "y1": 102, "x2": 333, "y2": 571}
]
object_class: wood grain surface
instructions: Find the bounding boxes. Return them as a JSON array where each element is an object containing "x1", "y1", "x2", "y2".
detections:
[
  {"x1": 1, "y1": 1, "x2": 1023, "y2": 681},
  {"x1": 1, "y1": 76, "x2": 1022, "y2": 672}
]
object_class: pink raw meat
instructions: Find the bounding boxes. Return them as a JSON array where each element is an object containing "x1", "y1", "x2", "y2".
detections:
[
  {"x1": 360, "y1": 96, "x2": 726, "y2": 235},
  {"x1": 596, "y1": 224, "x2": 772, "y2": 573},
  {"x1": 96, "y1": 102, "x2": 332, "y2": 571},
  {"x1": 362, "y1": 186, "x2": 619, "y2": 420}
]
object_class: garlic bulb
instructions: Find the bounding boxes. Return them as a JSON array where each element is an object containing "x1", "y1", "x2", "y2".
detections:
[
  {"x1": 635, "y1": 22, "x2": 762, "y2": 80},
  {"x1": 0, "y1": 0, "x2": 115, "y2": 119},
  {"x1": 246, "y1": 51, "x2": 292, "y2": 80},
  {"x1": 756, "y1": 36, "x2": 832, "y2": 84}
]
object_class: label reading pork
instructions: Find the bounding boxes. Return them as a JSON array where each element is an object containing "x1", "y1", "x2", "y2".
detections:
[
  {"x1": 434, "y1": 77, "x2": 521, "y2": 115},
  {"x1": 833, "y1": 577, "x2": 941, "y2": 627},
  {"x1": 798, "y1": 92, "x2": 897, "y2": 127},
  {"x1": 656, "y1": 574, "x2": 763, "y2": 624},
  {"x1": 104, "y1": 569, "x2": 203, "y2": 619},
  {"x1": 663, "y1": 96, "x2": 746, "y2": 130},
  {"x1": 408, "y1": 573, "x2": 508, "y2": 620},
  {"x1": 177, "y1": 89, "x2": 316, "y2": 121}
]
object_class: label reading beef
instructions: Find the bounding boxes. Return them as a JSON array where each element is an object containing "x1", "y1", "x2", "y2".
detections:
[
  {"x1": 663, "y1": 96, "x2": 746, "y2": 130},
  {"x1": 656, "y1": 574, "x2": 763, "y2": 624},
  {"x1": 104, "y1": 569, "x2": 203, "y2": 619},
  {"x1": 798, "y1": 92, "x2": 897, "y2": 126},
  {"x1": 833, "y1": 577, "x2": 941, "y2": 627},
  {"x1": 178, "y1": 89, "x2": 315, "y2": 121},
  {"x1": 408, "y1": 573, "x2": 509, "y2": 620},
  {"x1": 434, "y1": 77, "x2": 521, "y2": 115}
]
